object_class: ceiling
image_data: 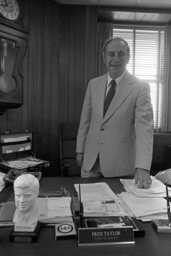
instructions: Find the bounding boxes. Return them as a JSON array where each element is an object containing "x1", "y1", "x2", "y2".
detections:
[
  {"x1": 56, "y1": 0, "x2": 171, "y2": 9},
  {"x1": 55, "y1": 0, "x2": 171, "y2": 25}
]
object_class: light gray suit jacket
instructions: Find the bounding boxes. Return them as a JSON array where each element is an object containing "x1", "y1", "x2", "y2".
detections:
[{"x1": 76, "y1": 71, "x2": 154, "y2": 177}]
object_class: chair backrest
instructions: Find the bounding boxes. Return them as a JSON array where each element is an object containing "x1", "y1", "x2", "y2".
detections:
[
  {"x1": 59, "y1": 122, "x2": 80, "y2": 176},
  {"x1": 151, "y1": 132, "x2": 171, "y2": 175}
]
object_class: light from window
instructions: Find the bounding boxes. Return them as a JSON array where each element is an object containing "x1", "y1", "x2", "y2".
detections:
[{"x1": 113, "y1": 28, "x2": 165, "y2": 130}]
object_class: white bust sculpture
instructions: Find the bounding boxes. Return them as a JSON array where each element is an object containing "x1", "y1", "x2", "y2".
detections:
[{"x1": 13, "y1": 173, "x2": 40, "y2": 232}]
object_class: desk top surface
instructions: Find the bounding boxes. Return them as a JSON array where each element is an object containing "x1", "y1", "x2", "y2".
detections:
[{"x1": 0, "y1": 177, "x2": 171, "y2": 256}]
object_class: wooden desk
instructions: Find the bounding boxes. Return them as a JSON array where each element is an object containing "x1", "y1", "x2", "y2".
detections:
[{"x1": 0, "y1": 177, "x2": 171, "y2": 256}]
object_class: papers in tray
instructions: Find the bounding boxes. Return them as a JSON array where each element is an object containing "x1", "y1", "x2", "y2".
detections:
[
  {"x1": 4, "y1": 157, "x2": 46, "y2": 169},
  {"x1": 120, "y1": 176, "x2": 171, "y2": 198},
  {"x1": 74, "y1": 182, "x2": 126, "y2": 217}
]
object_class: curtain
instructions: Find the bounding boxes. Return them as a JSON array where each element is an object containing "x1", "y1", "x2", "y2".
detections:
[
  {"x1": 97, "y1": 22, "x2": 113, "y2": 76},
  {"x1": 163, "y1": 25, "x2": 171, "y2": 132}
]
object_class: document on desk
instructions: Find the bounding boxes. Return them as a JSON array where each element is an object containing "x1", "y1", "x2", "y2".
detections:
[
  {"x1": 118, "y1": 192, "x2": 169, "y2": 221},
  {"x1": 120, "y1": 176, "x2": 171, "y2": 198},
  {"x1": 74, "y1": 182, "x2": 126, "y2": 217},
  {"x1": 74, "y1": 182, "x2": 118, "y2": 202},
  {"x1": 0, "y1": 197, "x2": 73, "y2": 226},
  {"x1": 38, "y1": 197, "x2": 72, "y2": 223}
]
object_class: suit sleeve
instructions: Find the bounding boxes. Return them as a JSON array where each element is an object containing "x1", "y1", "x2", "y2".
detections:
[
  {"x1": 135, "y1": 82, "x2": 154, "y2": 171},
  {"x1": 76, "y1": 81, "x2": 92, "y2": 153}
]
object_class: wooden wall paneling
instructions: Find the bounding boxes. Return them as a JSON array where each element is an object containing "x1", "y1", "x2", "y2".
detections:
[
  {"x1": 59, "y1": 5, "x2": 89, "y2": 123},
  {"x1": 84, "y1": 6, "x2": 98, "y2": 87},
  {"x1": 21, "y1": 43, "x2": 29, "y2": 132},
  {"x1": 41, "y1": 0, "x2": 53, "y2": 164},
  {"x1": 73, "y1": 6, "x2": 86, "y2": 122},
  {"x1": 68, "y1": 6, "x2": 78, "y2": 122},
  {"x1": 49, "y1": 2, "x2": 60, "y2": 174},
  {"x1": 27, "y1": 0, "x2": 47, "y2": 169},
  {"x1": 27, "y1": 0, "x2": 39, "y2": 134},
  {"x1": 59, "y1": 5, "x2": 70, "y2": 122},
  {"x1": 33, "y1": 0, "x2": 46, "y2": 158}
]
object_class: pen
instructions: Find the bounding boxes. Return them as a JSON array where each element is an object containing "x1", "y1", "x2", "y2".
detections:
[
  {"x1": 165, "y1": 182, "x2": 171, "y2": 227},
  {"x1": 78, "y1": 184, "x2": 83, "y2": 225},
  {"x1": 79, "y1": 183, "x2": 81, "y2": 203},
  {"x1": 101, "y1": 200, "x2": 115, "y2": 204},
  {"x1": 78, "y1": 184, "x2": 82, "y2": 213}
]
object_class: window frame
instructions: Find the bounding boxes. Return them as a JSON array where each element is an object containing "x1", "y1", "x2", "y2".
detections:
[{"x1": 112, "y1": 25, "x2": 165, "y2": 131}]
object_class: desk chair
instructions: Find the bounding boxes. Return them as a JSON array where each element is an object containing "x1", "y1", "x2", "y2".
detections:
[
  {"x1": 151, "y1": 132, "x2": 171, "y2": 175},
  {"x1": 59, "y1": 122, "x2": 81, "y2": 176}
]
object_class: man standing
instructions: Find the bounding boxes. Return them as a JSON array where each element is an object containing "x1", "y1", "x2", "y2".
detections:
[{"x1": 76, "y1": 37, "x2": 153, "y2": 188}]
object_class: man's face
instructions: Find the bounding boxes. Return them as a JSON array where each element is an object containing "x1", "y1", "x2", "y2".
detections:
[
  {"x1": 103, "y1": 39, "x2": 130, "y2": 79},
  {"x1": 14, "y1": 187, "x2": 37, "y2": 213}
]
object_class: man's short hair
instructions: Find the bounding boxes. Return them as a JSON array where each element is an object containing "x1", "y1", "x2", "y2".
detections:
[
  {"x1": 103, "y1": 37, "x2": 130, "y2": 56},
  {"x1": 14, "y1": 173, "x2": 39, "y2": 194}
]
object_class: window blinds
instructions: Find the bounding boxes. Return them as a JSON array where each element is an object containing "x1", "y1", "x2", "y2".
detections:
[{"x1": 113, "y1": 28, "x2": 165, "y2": 130}]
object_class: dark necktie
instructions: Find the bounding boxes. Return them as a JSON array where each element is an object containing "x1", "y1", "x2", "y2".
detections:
[{"x1": 103, "y1": 79, "x2": 116, "y2": 117}]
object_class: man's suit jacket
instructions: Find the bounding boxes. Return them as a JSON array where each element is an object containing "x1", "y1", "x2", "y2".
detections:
[{"x1": 76, "y1": 71, "x2": 154, "y2": 177}]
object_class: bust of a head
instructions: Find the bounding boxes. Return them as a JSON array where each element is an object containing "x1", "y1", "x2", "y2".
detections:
[{"x1": 13, "y1": 173, "x2": 40, "y2": 230}]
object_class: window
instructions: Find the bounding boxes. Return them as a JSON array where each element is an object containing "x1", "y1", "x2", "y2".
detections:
[{"x1": 113, "y1": 28, "x2": 165, "y2": 130}]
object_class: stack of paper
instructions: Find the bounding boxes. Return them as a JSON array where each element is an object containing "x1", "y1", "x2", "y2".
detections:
[
  {"x1": 39, "y1": 197, "x2": 72, "y2": 223},
  {"x1": 120, "y1": 176, "x2": 171, "y2": 198},
  {"x1": 74, "y1": 182, "x2": 126, "y2": 217},
  {"x1": 119, "y1": 176, "x2": 171, "y2": 221},
  {"x1": 118, "y1": 192, "x2": 168, "y2": 221}
]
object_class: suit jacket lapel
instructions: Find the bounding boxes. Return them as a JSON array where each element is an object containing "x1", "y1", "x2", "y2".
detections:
[{"x1": 103, "y1": 72, "x2": 135, "y2": 122}]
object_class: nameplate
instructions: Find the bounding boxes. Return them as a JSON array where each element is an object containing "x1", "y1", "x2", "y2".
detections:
[{"x1": 78, "y1": 227, "x2": 134, "y2": 246}]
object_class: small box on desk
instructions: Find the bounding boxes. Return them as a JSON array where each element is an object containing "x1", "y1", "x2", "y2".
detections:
[
  {"x1": 55, "y1": 221, "x2": 77, "y2": 240},
  {"x1": 0, "y1": 131, "x2": 50, "y2": 180},
  {"x1": 153, "y1": 219, "x2": 171, "y2": 233}
]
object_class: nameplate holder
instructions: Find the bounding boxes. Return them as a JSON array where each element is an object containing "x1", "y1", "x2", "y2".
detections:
[{"x1": 78, "y1": 226, "x2": 135, "y2": 246}]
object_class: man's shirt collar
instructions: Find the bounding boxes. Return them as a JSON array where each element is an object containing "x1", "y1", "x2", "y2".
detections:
[{"x1": 107, "y1": 70, "x2": 127, "y2": 87}]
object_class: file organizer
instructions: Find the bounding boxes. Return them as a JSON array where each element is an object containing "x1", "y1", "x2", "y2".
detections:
[{"x1": 0, "y1": 132, "x2": 50, "y2": 175}]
